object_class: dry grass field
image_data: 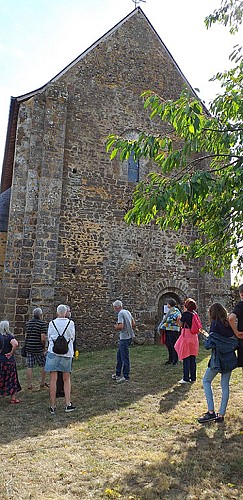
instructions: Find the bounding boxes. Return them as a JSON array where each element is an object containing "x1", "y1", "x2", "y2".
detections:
[{"x1": 0, "y1": 345, "x2": 242, "y2": 500}]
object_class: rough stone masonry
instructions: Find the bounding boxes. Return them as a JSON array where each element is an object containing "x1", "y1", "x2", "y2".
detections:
[{"x1": 0, "y1": 8, "x2": 231, "y2": 349}]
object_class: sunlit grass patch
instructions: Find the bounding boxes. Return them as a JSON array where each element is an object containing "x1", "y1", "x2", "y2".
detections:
[{"x1": 0, "y1": 346, "x2": 242, "y2": 499}]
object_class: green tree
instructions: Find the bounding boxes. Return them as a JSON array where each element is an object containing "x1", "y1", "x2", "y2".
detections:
[{"x1": 106, "y1": 0, "x2": 243, "y2": 277}]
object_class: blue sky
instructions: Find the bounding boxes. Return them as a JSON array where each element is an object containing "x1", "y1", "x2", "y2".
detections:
[{"x1": 0, "y1": 0, "x2": 242, "y2": 172}]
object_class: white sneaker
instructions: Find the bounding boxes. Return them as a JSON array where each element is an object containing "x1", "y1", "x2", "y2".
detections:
[
  {"x1": 111, "y1": 374, "x2": 119, "y2": 380},
  {"x1": 116, "y1": 376, "x2": 127, "y2": 383},
  {"x1": 178, "y1": 379, "x2": 191, "y2": 384}
]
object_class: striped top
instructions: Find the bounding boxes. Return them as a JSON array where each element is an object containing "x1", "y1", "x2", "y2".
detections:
[{"x1": 25, "y1": 318, "x2": 48, "y2": 353}]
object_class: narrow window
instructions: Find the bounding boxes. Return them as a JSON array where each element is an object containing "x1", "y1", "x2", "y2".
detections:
[{"x1": 128, "y1": 151, "x2": 139, "y2": 182}]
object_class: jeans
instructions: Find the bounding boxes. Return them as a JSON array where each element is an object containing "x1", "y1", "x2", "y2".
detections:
[
  {"x1": 116, "y1": 338, "x2": 132, "y2": 379},
  {"x1": 203, "y1": 367, "x2": 232, "y2": 415},
  {"x1": 183, "y1": 355, "x2": 196, "y2": 382},
  {"x1": 166, "y1": 331, "x2": 179, "y2": 364}
]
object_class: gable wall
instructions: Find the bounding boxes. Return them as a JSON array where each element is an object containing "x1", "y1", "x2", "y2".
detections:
[{"x1": 1, "y1": 11, "x2": 230, "y2": 345}]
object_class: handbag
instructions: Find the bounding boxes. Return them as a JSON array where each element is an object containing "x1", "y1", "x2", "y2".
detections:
[
  {"x1": 160, "y1": 331, "x2": 167, "y2": 345},
  {"x1": 174, "y1": 327, "x2": 199, "y2": 360}
]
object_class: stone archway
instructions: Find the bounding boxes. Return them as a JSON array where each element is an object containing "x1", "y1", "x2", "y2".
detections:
[{"x1": 158, "y1": 292, "x2": 182, "y2": 322}]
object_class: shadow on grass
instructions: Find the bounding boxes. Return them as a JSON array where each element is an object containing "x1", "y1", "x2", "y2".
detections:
[
  {"x1": 106, "y1": 423, "x2": 243, "y2": 499},
  {"x1": 0, "y1": 345, "x2": 209, "y2": 445},
  {"x1": 158, "y1": 382, "x2": 192, "y2": 414}
]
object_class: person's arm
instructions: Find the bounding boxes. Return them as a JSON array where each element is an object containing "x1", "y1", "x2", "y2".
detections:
[
  {"x1": 41, "y1": 322, "x2": 48, "y2": 348},
  {"x1": 41, "y1": 333, "x2": 47, "y2": 349},
  {"x1": 114, "y1": 310, "x2": 125, "y2": 331},
  {"x1": 71, "y1": 320, "x2": 75, "y2": 341},
  {"x1": 47, "y1": 321, "x2": 53, "y2": 341},
  {"x1": 204, "y1": 336, "x2": 214, "y2": 350},
  {"x1": 177, "y1": 312, "x2": 184, "y2": 328},
  {"x1": 114, "y1": 321, "x2": 124, "y2": 331},
  {"x1": 5, "y1": 338, "x2": 18, "y2": 359},
  {"x1": 228, "y1": 313, "x2": 243, "y2": 338},
  {"x1": 161, "y1": 310, "x2": 170, "y2": 325}
]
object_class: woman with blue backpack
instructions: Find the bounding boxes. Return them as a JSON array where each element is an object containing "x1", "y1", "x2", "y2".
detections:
[{"x1": 198, "y1": 302, "x2": 239, "y2": 424}]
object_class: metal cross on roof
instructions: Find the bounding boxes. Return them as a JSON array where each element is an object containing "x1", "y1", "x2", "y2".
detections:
[{"x1": 132, "y1": 0, "x2": 146, "y2": 8}]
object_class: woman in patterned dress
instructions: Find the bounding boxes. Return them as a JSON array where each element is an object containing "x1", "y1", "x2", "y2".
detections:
[{"x1": 0, "y1": 320, "x2": 21, "y2": 403}]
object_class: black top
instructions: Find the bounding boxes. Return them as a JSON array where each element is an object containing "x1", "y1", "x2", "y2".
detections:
[
  {"x1": 25, "y1": 318, "x2": 47, "y2": 353},
  {"x1": 180, "y1": 311, "x2": 193, "y2": 328},
  {"x1": 232, "y1": 300, "x2": 243, "y2": 367},
  {"x1": 0, "y1": 334, "x2": 14, "y2": 362},
  {"x1": 232, "y1": 300, "x2": 243, "y2": 330},
  {"x1": 210, "y1": 319, "x2": 234, "y2": 338}
]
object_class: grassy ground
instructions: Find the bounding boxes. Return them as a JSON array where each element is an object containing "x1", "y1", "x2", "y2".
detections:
[{"x1": 0, "y1": 345, "x2": 242, "y2": 500}]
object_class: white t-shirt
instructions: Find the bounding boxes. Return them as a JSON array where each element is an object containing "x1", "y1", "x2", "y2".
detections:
[{"x1": 47, "y1": 318, "x2": 75, "y2": 357}]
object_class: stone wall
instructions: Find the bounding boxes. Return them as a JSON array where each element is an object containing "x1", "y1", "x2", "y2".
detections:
[
  {"x1": 1, "y1": 9, "x2": 231, "y2": 347},
  {"x1": 0, "y1": 233, "x2": 6, "y2": 281}
]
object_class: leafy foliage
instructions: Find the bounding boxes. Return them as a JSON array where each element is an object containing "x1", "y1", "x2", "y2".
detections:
[
  {"x1": 106, "y1": 1, "x2": 243, "y2": 277},
  {"x1": 205, "y1": 0, "x2": 243, "y2": 34}
]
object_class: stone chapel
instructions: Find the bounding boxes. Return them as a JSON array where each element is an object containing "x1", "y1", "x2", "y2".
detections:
[{"x1": 0, "y1": 7, "x2": 230, "y2": 348}]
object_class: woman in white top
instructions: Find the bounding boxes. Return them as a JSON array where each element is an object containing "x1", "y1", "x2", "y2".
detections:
[{"x1": 45, "y1": 304, "x2": 75, "y2": 415}]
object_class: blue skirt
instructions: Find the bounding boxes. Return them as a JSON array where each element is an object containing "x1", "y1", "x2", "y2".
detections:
[{"x1": 45, "y1": 352, "x2": 72, "y2": 373}]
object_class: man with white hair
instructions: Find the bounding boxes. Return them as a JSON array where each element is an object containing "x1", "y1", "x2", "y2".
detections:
[
  {"x1": 45, "y1": 304, "x2": 76, "y2": 415},
  {"x1": 25, "y1": 307, "x2": 48, "y2": 390},
  {"x1": 112, "y1": 300, "x2": 135, "y2": 383}
]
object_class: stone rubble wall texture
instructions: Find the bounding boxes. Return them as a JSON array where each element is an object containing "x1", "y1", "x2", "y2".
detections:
[
  {"x1": 0, "y1": 233, "x2": 7, "y2": 280},
  {"x1": 1, "y1": 10, "x2": 230, "y2": 348}
]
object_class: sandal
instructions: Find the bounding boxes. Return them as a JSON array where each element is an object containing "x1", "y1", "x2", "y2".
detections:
[
  {"x1": 40, "y1": 382, "x2": 49, "y2": 389},
  {"x1": 10, "y1": 399, "x2": 21, "y2": 404}
]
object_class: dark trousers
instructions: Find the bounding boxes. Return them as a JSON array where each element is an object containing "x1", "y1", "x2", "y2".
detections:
[
  {"x1": 56, "y1": 371, "x2": 64, "y2": 396},
  {"x1": 116, "y1": 338, "x2": 132, "y2": 379},
  {"x1": 166, "y1": 331, "x2": 179, "y2": 364},
  {"x1": 237, "y1": 339, "x2": 243, "y2": 367},
  {"x1": 183, "y1": 355, "x2": 196, "y2": 382}
]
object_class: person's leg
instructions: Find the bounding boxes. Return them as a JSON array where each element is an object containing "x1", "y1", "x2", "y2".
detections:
[
  {"x1": 197, "y1": 367, "x2": 219, "y2": 422},
  {"x1": 49, "y1": 371, "x2": 58, "y2": 408},
  {"x1": 26, "y1": 353, "x2": 34, "y2": 388},
  {"x1": 40, "y1": 367, "x2": 46, "y2": 386},
  {"x1": 120, "y1": 339, "x2": 132, "y2": 379},
  {"x1": 183, "y1": 357, "x2": 190, "y2": 382},
  {"x1": 116, "y1": 342, "x2": 122, "y2": 377},
  {"x1": 218, "y1": 371, "x2": 231, "y2": 416},
  {"x1": 37, "y1": 353, "x2": 48, "y2": 388},
  {"x1": 202, "y1": 367, "x2": 218, "y2": 411},
  {"x1": 26, "y1": 367, "x2": 33, "y2": 389},
  {"x1": 63, "y1": 372, "x2": 71, "y2": 405},
  {"x1": 170, "y1": 331, "x2": 179, "y2": 364},
  {"x1": 56, "y1": 371, "x2": 64, "y2": 396},
  {"x1": 166, "y1": 332, "x2": 174, "y2": 364},
  {"x1": 190, "y1": 356, "x2": 197, "y2": 382}
]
